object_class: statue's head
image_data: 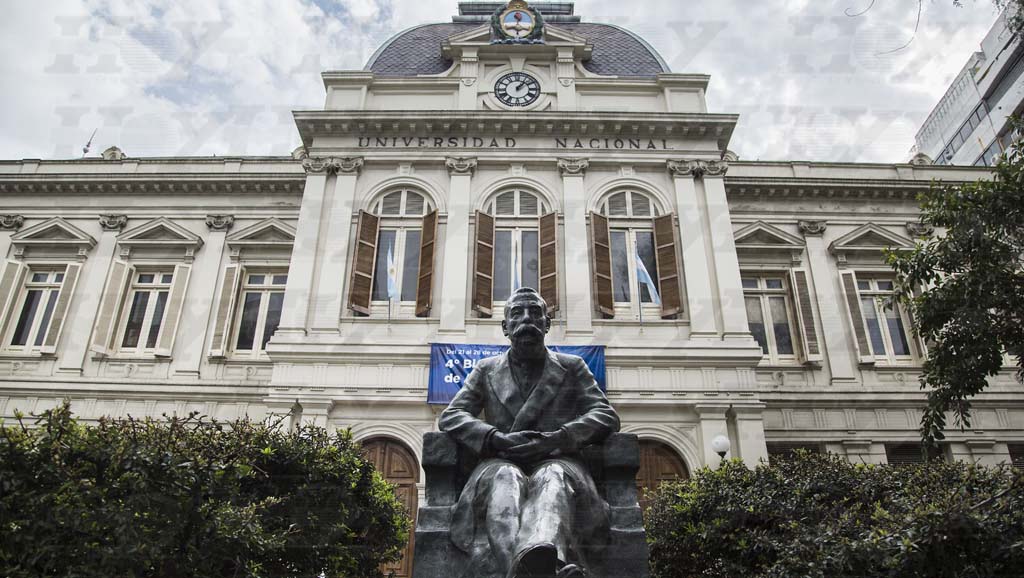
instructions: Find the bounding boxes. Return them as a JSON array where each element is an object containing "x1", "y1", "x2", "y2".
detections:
[{"x1": 501, "y1": 287, "x2": 551, "y2": 347}]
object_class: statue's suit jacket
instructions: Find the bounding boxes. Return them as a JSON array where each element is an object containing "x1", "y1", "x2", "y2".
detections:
[{"x1": 439, "y1": 349, "x2": 621, "y2": 454}]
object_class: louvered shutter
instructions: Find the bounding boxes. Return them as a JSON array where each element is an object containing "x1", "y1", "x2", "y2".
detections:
[
  {"x1": 789, "y1": 269, "x2": 822, "y2": 363},
  {"x1": 90, "y1": 260, "x2": 132, "y2": 356},
  {"x1": 652, "y1": 214, "x2": 682, "y2": 318},
  {"x1": 154, "y1": 263, "x2": 191, "y2": 358},
  {"x1": 839, "y1": 270, "x2": 874, "y2": 363},
  {"x1": 590, "y1": 212, "x2": 614, "y2": 318},
  {"x1": 538, "y1": 212, "x2": 559, "y2": 313},
  {"x1": 0, "y1": 260, "x2": 27, "y2": 338},
  {"x1": 472, "y1": 211, "x2": 495, "y2": 317},
  {"x1": 415, "y1": 210, "x2": 438, "y2": 318},
  {"x1": 39, "y1": 263, "x2": 81, "y2": 354},
  {"x1": 209, "y1": 264, "x2": 243, "y2": 357},
  {"x1": 348, "y1": 211, "x2": 379, "y2": 316}
]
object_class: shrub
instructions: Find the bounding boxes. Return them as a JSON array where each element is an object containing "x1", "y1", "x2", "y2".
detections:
[
  {"x1": 0, "y1": 403, "x2": 409, "y2": 578},
  {"x1": 646, "y1": 451, "x2": 1024, "y2": 578}
]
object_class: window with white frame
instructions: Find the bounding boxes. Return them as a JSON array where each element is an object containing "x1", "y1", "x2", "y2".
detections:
[
  {"x1": 601, "y1": 190, "x2": 662, "y2": 315},
  {"x1": 232, "y1": 272, "x2": 287, "y2": 358},
  {"x1": 742, "y1": 275, "x2": 798, "y2": 363},
  {"x1": 117, "y1": 270, "x2": 174, "y2": 354},
  {"x1": 369, "y1": 189, "x2": 434, "y2": 312},
  {"x1": 488, "y1": 189, "x2": 549, "y2": 305},
  {"x1": 6, "y1": 269, "x2": 65, "y2": 352},
  {"x1": 856, "y1": 276, "x2": 914, "y2": 362}
]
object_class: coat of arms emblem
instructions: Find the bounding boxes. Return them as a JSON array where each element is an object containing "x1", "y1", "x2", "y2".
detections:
[{"x1": 491, "y1": 0, "x2": 545, "y2": 44}]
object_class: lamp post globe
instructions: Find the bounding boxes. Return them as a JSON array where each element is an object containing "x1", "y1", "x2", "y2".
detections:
[{"x1": 711, "y1": 435, "x2": 731, "y2": 460}]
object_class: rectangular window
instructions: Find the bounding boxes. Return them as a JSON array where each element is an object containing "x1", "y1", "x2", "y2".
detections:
[
  {"x1": 232, "y1": 272, "x2": 287, "y2": 358},
  {"x1": 855, "y1": 276, "x2": 915, "y2": 363},
  {"x1": 609, "y1": 228, "x2": 660, "y2": 315},
  {"x1": 118, "y1": 270, "x2": 174, "y2": 354},
  {"x1": 1009, "y1": 444, "x2": 1024, "y2": 469},
  {"x1": 492, "y1": 228, "x2": 539, "y2": 303},
  {"x1": 742, "y1": 274, "x2": 798, "y2": 363},
  {"x1": 371, "y1": 229, "x2": 421, "y2": 304},
  {"x1": 7, "y1": 270, "x2": 64, "y2": 352},
  {"x1": 885, "y1": 442, "x2": 944, "y2": 465}
]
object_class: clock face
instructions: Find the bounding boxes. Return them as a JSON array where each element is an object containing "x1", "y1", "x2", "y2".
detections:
[{"x1": 494, "y1": 72, "x2": 541, "y2": 107}]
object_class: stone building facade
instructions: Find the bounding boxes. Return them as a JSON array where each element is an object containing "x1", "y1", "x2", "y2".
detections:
[{"x1": 1, "y1": 2, "x2": 1022, "y2": 574}]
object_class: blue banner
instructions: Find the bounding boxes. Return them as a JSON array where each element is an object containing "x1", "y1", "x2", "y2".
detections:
[{"x1": 428, "y1": 343, "x2": 606, "y2": 405}]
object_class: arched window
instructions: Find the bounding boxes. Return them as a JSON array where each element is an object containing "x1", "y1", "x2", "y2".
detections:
[
  {"x1": 472, "y1": 188, "x2": 557, "y2": 317},
  {"x1": 349, "y1": 189, "x2": 438, "y2": 318},
  {"x1": 591, "y1": 189, "x2": 681, "y2": 320}
]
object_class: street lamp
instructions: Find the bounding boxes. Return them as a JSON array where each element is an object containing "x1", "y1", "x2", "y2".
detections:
[{"x1": 711, "y1": 435, "x2": 731, "y2": 461}]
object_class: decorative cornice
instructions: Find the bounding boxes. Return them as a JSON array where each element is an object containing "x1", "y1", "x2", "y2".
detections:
[
  {"x1": 906, "y1": 221, "x2": 934, "y2": 238},
  {"x1": 446, "y1": 157, "x2": 478, "y2": 176},
  {"x1": 798, "y1": 220, "x2": 827, "y2": 236},
  {"x1": 302, "y1": 157, "x2": 340, "y2": 174},
  {"x1": 703, "y1": 160, "x2": 729, "y2": 177},
  {"x1": 206, "y1": 215, "x2": 236, "y2": 231},
  {"x1": 667, "y1": 160, "x2": 728, "y2": 179},
  {"x1": 0, "y1": 215, "x2": 24, "y2": 230},
  {"x1": 98, "y1": 214, "x2": 128, "y2": 231},
  {"x1": 336, "y1": 157, "x2": 364, "y2": 175},
  {"x1": 557, "y1": 158, "x2": 589, "y2": 176}
]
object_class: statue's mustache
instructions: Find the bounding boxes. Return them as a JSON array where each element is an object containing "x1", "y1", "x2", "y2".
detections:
[{"x1": 512, "y1": 323, "x2": 543, "y2": 336}]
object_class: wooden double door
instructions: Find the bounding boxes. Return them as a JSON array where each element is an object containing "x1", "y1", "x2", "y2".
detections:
[
  {"x1": 636, "y1": 440, "x2": 690, "y2": 512},
  {"x1": 362, "y1": 438, "x2": 419, "y2": 578}
]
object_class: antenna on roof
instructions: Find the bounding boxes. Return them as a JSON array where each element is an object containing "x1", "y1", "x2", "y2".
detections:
[{"x1": 82, "y1": 129, "x2": 97, "y2": 158}]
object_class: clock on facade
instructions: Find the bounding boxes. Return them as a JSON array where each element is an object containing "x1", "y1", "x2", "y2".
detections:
[{"x1": 494, "y1": 72, "x2": 541, "y2": 107}]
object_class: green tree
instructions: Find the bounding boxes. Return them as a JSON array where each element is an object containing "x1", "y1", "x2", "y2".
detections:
[
  {"x1": 886, "y1": 128, "x2": 1024, "y2": 446},
  {"x1": 0, "y1": 403, "x2": 409, "y2": 578}
]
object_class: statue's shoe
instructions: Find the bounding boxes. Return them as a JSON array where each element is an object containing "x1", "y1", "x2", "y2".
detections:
[
  {"x1": 509, "y1": 542, "x2": 559, "y2": 578},
  {"x1": 556, "y1": 563, "x2": 586, "y2": 577}
]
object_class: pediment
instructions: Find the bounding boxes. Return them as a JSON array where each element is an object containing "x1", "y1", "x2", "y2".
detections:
[
  {"x1": 11, "y1": 217, "x2": 96, "y2": 248},
  {"x1": 118, "y1": 217, "x2": 203, "y2": 249},
  {"x1": 227, "y1": 218, "x2": 296, "y2": 247},
  {"x1": 734, "y1": 221, "x2": 804, "y2": 249},
  {"x1": 445, "y1": 24, "x2": 491, "y2": 44},
  {"x1": 830, "y1": 223, "x2": 913, "y2": 254}
]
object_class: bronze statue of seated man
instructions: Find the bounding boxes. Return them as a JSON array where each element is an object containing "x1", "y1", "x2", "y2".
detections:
[{"x1": 439, "y1": 287, "x2": 621, "y2": 578}]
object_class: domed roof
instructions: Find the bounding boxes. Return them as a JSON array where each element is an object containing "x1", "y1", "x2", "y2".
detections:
[{"x1": 365, "y1": 22, "x2": 671, "y2": 78}]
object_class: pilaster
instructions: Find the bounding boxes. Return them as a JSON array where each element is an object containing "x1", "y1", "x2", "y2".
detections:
[
  {"x1": 0, "y1": 214, "x2": 22, "y2": 261},
  {"x1": 275, "y1": 157, "x2": 336, "y2": 339},
  {"x1": 558, "y1": 158, "x2": 592, "y2": 335},
  {"x1": 555, "y1": 48, "x2": 577, "y2": 111},
  {"x1": 700, "y1": 162, "x2": 750, "y2": 339},
  {"x1": 458, "y1": 49, "x2": 480, "y2": 110},
  {"x1": 800, "y1": 221, "x2": 857, "y2": 384},
  {"x1": 312, "y1": 157, "x2": 363, "y2": 333},
  {"x1": 730, "y1": 404, "x2": 769, "y2": 467},
  {"x1": 56, "y1": 214, "x2": 124, "y2": 375},
  {"x1": 668, "y1": 161, "x2": 717, "y2": 338},
  {"x1": 695, "y1": 403, "x2": 732, "y2": 469},
  {"x1": 439, "y1": 157, "x2": 477, "y2": 335}
]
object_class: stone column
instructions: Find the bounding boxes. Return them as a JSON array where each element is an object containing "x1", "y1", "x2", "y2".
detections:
[
  {"x1": 731, "y1": 404, "x2": 769, "y2": 467},
  {"x1": 275, "y1": 157, "x2": 336, "y2": 339},
  {"x1": 800, "y1": 221, "x2": 857, "y2": 384},
  {"x1": 695, "y1": 403, "x2": 732, "y2": 468},
  {"x1": 668, "y1": 161, "x2": 717, "y2": 338},
  {"x1": 0, "y1": 215, "x2": 22, "y2": 260},
  {"x1": 701, "y1": 162, "x2": 750, "y2": 340},
  {"x1": 172, "y1": 215, "x2": 233, "y2": 378},
  {"x1": 558, "y1": 158, "x2": 593, "y2": 336},
  {"x1": 56, "y1": 214, "x2": 124, "y2": 375},
  {"x1": 311, "y1": 157, "x2": 363, "y2": 334},
  {"x1": 438, "y1": 157, "x2": 476, "y2": 335}
]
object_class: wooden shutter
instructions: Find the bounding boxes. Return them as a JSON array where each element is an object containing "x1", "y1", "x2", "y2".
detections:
[
  {"x1": 154, "y1": 263, "x2": 191, "y2": 358},
  {"x1": 40, "y1": 263, "x2": 82, "y2": 354},
  {"x1": 472, "y1": 211, "x2": 495, "y2": 318},
  {"x1": 789, "y1": 269, "x2": 822, "y2": 363},
  {"x1": 90, "y1": 260, "x2": 132, "y2": 356},
  {"x1": 839, "y1": 270, "x2": 874, "y2": 363},
  {"x1": 591, "y1": 212, "x2": 614, "y2": 318},
  {"x1": 209, "y1": 264, "x2": 243, "y2": 357},
  {"x1": 652, "y1": 214, "x2": 682, "y2": 318},
  {"x1": 415, "y1": 210, "x2": 438, "y2": 318},
  {"x1": 0, "y1": 260, "x2": 27, "y2": 338},
  {"x1": 348, "y1": 211, "x2": 379, "y2": 316},
  {"x1": 538, "y1": 212, "x2": 559, "y2": 313}
]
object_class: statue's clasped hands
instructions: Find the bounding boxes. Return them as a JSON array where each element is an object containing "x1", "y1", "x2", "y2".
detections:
[{"x1": 492, "y1": 430, "x2": 569, "y2": 462}]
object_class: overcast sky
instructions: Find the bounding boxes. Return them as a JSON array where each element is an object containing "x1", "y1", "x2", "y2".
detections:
[{"x1": 0, "y1": 0, "x2": 1003, "y2": 163}]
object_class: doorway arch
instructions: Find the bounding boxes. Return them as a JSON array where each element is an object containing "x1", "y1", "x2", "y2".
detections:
[
  {"x1": 637, "y1": 439, "x2": 690, "y2": 513},
  {"x1": 362, "y1": 437, "x2": 420, "y2": 578}
]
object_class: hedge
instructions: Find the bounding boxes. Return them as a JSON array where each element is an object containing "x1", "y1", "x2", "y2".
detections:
[
  {"x1": 646, "y1": 451, "x2": 1024, "y2": 578},
  {"x1": 0, "y1": 403, "x2": 409, "y2": 578}
]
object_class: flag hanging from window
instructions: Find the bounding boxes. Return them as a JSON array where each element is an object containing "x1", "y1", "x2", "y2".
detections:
[
  {"x1": 386, "y1": 244, "x2": 400, "y2": 302},
  {"x1": 635, "y1": 248, "x2": 661, "y2": 305},
  {"x1": 512, "y1": 233, "x2": 521, "y2": 291}
]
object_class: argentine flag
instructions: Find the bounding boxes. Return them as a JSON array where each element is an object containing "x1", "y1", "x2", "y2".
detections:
[
  {"x1": 512, "y1": 234, "x2": 521, "y2": 291},
  {"x1": 635, "y1": 249, "x2": 661, "y2": 305},
  {"x1": 386, "y1": 244, "x2": 400, "y2": 302}
]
